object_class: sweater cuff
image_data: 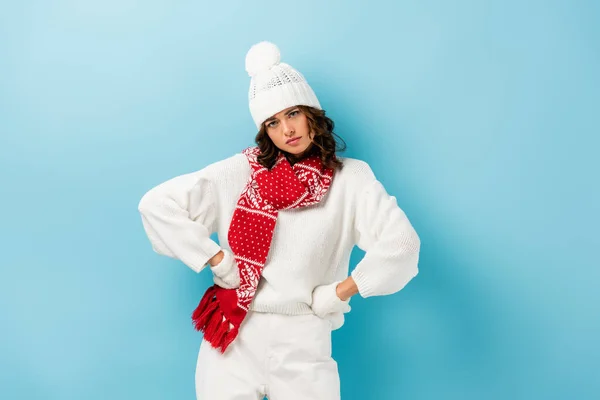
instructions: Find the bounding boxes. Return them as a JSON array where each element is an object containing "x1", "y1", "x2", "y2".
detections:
[
  {"x1": 190, "y1": 238, "x2": 222, "y2": 273},
  {"x1": 351, "y1": 268, "x2": 375, "y2": 298}
]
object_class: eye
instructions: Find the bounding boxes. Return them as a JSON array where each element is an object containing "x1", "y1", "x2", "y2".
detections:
[
  {"x1": 289, "y1": 110, "x2": 299, "y2": 117},
  {"x1": 267, "y1": 120, "x2": 278, "y2": 128}
]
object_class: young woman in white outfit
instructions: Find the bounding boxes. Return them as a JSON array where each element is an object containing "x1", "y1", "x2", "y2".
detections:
[{"x1": 138, "y1": 41, "x2": 421, "y2": 400}]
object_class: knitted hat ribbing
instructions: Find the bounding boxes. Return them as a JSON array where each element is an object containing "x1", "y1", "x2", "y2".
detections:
[{"x1": 245, "y1": 41, "x2": 321, "y2": 129}]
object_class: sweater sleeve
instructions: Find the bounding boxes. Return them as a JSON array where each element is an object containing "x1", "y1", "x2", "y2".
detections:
[
  {"x1": 137, "y1": 168, "x2": 223, "y2": 273},
  {"x1": 350, "y1": 172, "x2": 421, "y2": 298}
]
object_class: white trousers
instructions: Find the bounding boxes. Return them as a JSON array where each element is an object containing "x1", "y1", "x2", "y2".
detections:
[{"x1": 195, "y1": 310, "x2": 341, "y2": 400}]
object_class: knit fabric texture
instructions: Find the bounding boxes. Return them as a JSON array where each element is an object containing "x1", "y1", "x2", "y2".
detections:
[{"x1": 245, "y1": 41, "x2": 321, "y2": 129}]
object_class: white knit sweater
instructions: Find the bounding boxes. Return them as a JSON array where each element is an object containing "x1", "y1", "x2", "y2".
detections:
[{"x1": 137, "y1": 152, "x2": 421, "y2": 329}]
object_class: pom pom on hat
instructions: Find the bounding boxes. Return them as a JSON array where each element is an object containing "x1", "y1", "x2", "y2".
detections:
[
  {"x1": 245, "y1": 41, "x2": 321, "y2": 128},
  {"x1": 245, "y1": 41, "x2": 281, "y2": 77}
]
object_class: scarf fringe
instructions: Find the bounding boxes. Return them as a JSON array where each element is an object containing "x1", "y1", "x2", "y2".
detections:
[{"x1": 191, "y1": 285, "x2": 236, "y2": 354}]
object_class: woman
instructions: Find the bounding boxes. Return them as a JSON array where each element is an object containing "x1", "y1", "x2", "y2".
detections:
[{"x1": 138, "y1": 41, "x2": 421, "y2": 400}]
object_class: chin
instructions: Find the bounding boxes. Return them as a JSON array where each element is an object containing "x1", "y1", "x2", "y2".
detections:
[
  {"x1": 286, "y1": 148, "x2": 306, "y2": 155},
  {"x1": 287, "y1": 144, "x2": 311, "y2": 155}
]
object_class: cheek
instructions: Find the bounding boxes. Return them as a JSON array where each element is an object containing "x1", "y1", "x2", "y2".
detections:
[
  {"x1": 267, "y1": 129, "x2": 284, "y2": 145},
  {"x1": 266, "y1": 130, "x2": 277, "y2": 141},
  {"x1": 298, "y1": 117, "x2": 311, "y2": 134}
]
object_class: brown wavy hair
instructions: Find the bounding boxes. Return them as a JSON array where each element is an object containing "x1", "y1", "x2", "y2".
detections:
[{"x1": 254, "y1": 105, "x2": 347, "y2": 171}]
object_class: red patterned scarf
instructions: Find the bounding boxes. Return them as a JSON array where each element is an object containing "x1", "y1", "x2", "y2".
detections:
[{"x1": 191, "y1": 146, "x2": 335, "y2": 353}]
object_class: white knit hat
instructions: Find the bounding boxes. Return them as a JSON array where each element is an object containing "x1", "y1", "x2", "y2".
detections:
[{"x1": 245, "y1": 41, "x2": 321, "y2": 129}]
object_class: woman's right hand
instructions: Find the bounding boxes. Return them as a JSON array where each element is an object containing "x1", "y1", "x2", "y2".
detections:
[
  {"x1": 209, "y1": 249, "x2": 241, "y2": 289},
  {"x1": 208, "y1": 250, "x2": 225, "y2": 266}
]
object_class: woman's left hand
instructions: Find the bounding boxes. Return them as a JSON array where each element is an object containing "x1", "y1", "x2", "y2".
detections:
[{"x1": 311, "y1": 281, "x2": 351, "y2": 318}]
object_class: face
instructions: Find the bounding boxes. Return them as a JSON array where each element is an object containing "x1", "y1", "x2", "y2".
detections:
[{"x1": 263, "y1": 106, "x2": 313, "y2": 155}]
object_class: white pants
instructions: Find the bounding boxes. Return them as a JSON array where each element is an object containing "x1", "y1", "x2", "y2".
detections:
[{"x1": 195, "y1": 310, "x2": 340, "y2": 400}]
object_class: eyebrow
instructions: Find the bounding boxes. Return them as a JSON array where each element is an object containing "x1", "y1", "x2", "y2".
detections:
[{"x1": 265, "y1": 108, "x2": 299, "y2": 124}]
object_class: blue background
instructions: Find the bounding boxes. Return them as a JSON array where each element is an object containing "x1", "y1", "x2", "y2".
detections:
[{"x1": 1, "y1": 1, "x2": 598, "y2": 399}]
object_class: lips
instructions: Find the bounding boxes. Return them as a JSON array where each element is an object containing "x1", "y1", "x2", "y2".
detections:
[{"x1": 287, "y1": 137, "x2": 301, "y2": 144}]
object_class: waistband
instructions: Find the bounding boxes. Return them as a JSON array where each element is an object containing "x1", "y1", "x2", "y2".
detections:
[{"x1": 248, "y1": 301, "x2": 314, "y2": 315}]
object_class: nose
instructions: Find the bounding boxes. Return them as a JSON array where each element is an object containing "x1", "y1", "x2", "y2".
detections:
[{"x1": 280, "y1": 119, "x2": 294, "y2": 137}]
